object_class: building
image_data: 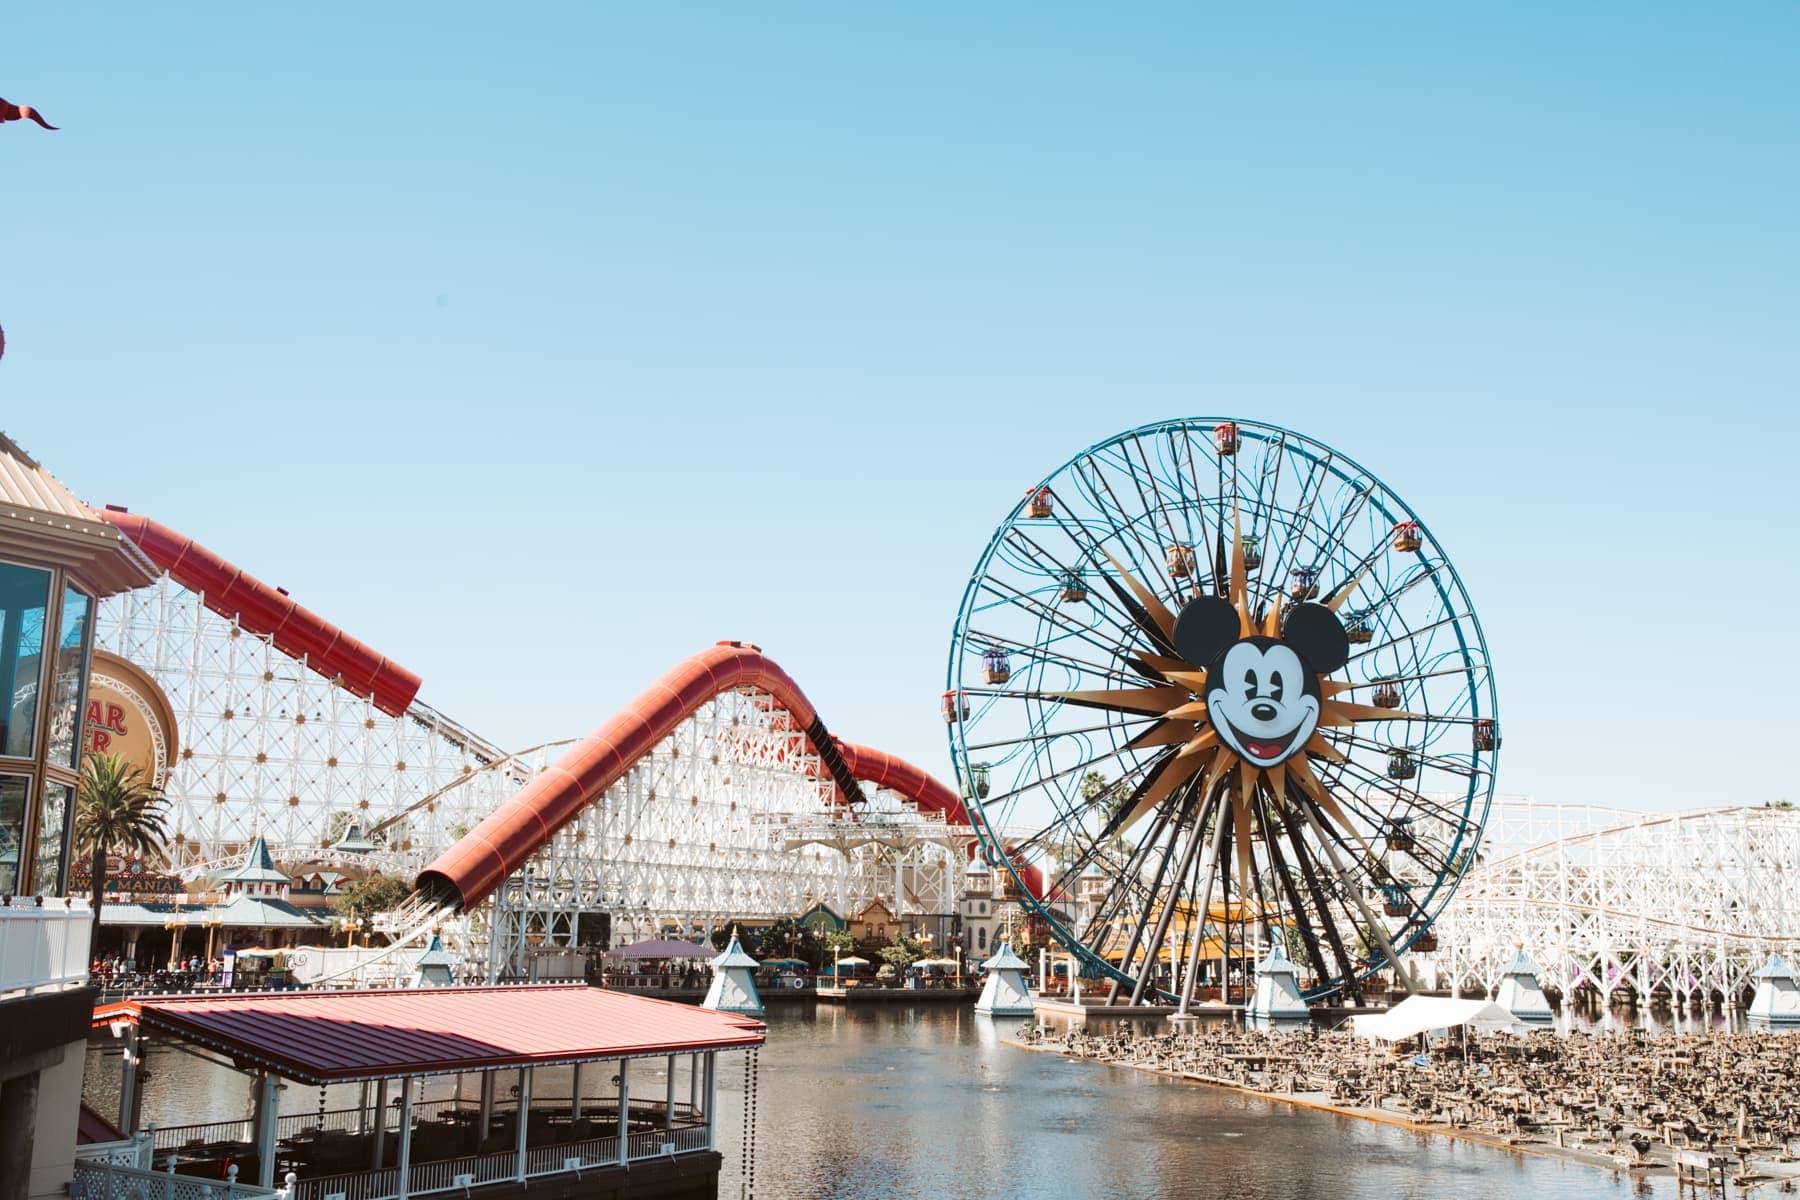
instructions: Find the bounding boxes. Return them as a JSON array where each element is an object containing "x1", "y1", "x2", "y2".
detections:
[
  {"x1": 0, "y1": 432, "x2": 156, "y2": 1200},
  {"x1": 87, "y1": 985, "x2": 764, "y2": 1200},
  {"x1": 845, "y1": 899, "x2": 898, "y2": 949}
]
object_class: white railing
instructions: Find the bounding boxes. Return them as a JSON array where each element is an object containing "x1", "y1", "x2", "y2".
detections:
[
  {"x1": 70, "y1": 1160, "x2": 284, "y2": 1200},
  {"x1": 75, "y1": 1133, "x2": 156, "y2": 1170},
  {"x1": 282, "y1": 1125, "x2": 706, "y2": 1200},
  {"x1": 287, "y1": 1167, "x2": 396, "y2": 1200},
  {"x1": 0, "y1": 894, "x2": 91, "y2": 997}
]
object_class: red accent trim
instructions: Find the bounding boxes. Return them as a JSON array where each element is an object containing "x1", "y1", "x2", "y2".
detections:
[
  {"x1": 96, "y1": 510, "x2": 423, "y2": 716},
  {"x1": 416, "y1": 643, "x2": 1043, "y2": 911}
]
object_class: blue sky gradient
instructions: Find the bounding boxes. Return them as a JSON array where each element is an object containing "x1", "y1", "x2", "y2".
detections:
[{"x1": 5, "y1": 5, "x2": 1796, "y2": 810}]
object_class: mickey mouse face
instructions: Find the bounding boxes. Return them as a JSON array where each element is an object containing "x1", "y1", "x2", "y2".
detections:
[{"x1": 1172, "y1": 596, "x2": 1350, "y2": 770}]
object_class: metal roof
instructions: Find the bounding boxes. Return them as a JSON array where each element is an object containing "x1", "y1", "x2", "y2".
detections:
[
  {"x1": 95, "y1": 985, "x2": 765, "y2": 1083},
  {"x1": 221, "y1": 836, "x2": 291, "y2": 885},
  {"x1": 0, "y1": 433, "x2": 157, "y2": 596}
]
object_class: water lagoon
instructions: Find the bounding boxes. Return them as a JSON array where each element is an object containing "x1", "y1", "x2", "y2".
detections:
[{"x1": 91, "y1": 1004, "x2": 1688, "y2": 1200}]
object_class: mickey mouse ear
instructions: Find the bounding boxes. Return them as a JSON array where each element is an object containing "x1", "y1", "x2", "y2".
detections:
[
  {"x1": 1282, "y1": 602, "x2": 1350, "y2": 675},
  {"x1": 1173, "y1": 596, "x2": 1241, "y2": 668}
]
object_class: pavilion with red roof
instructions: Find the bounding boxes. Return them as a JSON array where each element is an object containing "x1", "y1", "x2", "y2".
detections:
[{"x1": 93, "y1": 985, "x2": 763, "y2": 1200}]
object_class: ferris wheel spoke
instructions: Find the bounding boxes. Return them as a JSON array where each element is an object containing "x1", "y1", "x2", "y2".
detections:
[
  {"x1": 1278, "y1": 805, "x2": 1365, "y2": 996},
  {"x1": 1345, "y1": 609, "x2": 1473, "y2": 667},
  {"x1": 974, "y1": 577, "x2": 1149, "y2": 674},
  {"x1": 1109, "y1": 784, "x2": 1206, "y2": 1001},
  {"x1": 1258, "y1": 446, "x2": 1330, "y2": 591},
  {"x1": 961, "y1": 627, "x2": 1149, "y2": 689},
  {"x1": 1257, "y1": 792, "x2": 1332, "y2": 986},
  {"x1": 1123, "y1": 433, "x2": 1202, "y2": 606},
  {"x1": 1173, "y1": 424, "x2": 1220, "y2": 567},
  {"x1": 1299, "y1": 804, "x2": 1420, "y2": 991}
]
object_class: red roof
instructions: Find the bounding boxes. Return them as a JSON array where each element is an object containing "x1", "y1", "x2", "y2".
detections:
[{"x1": 95, "y1": 985, "x2": 763, "y2": 1083}]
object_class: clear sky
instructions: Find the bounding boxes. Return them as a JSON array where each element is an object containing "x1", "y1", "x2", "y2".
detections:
[{"x1": 4, "y1": 5, "x2": 1796, "y2": 813}]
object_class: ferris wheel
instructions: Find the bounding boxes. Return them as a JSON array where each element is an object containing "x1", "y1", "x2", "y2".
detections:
[{"x1": 945, "y1": 417, "x2": 1498, "y2": 1004}]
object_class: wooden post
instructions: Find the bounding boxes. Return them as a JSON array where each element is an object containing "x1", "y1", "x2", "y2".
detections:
[{"x1": 570, "y1": 1063, "x2": 583, "y2": 1132}]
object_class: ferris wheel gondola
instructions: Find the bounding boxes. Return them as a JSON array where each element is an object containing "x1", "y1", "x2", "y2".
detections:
[{"x1": 945, "y1": 418, "x2": 1498, "y2": 1004}]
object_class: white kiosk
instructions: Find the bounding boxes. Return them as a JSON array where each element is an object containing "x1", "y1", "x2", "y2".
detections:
[
  {"x1": 1244, "y1": 943, "x2": 1311, "y2": 1030},
  {"x1": 975, "y1": 942, "x2": 1034, "y2": 1016},
  {"x1": 1493, "y1": 947, "x2": 1555, "y2": 1024},
  {"x1": 1748, "y1": 953, "x2": 1800, "y2": 1029},
  {"x1": 703, "y1": 931, "x2": 764, "y2": 1016},
  {"x1": 406, "y1": 932, "x2": 458, "y2": 988}
]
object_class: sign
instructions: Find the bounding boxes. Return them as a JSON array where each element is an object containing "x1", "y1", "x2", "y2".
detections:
[
  {"x1": 84, "y1": 650, "x2": 179, "y2": 787},
  {"x1": 68, "y1": 854, "x2": 182, "y2": 896}
]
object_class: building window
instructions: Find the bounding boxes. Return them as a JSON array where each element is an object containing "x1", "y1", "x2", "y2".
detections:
[
  {"x1": 0, "y1": 563, "x2": 51, "y2": 758},
  {"x1": 0, "y1": 774, "x2": 31, "y2": 895},
  {"x1": 978, "y1": 927, "x2": 987, "y2": 951},
  {"x1": 979, "y1": 901, "x2": 987, "y2": 915},
  {"x1": 31, "y1": 779, "x2": 73, "y2": 896},
  {"x1": 46, "y1": 584, "x2": 93, "y2": 769}
]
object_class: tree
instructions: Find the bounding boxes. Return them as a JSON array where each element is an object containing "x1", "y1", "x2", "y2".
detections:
[
  {"x1": 822, "y1": 929, "x2": 859, "y2": 954},
  {"x1": 75, "y1": 753, "x2": 170, "y2": 952},
  {"x1": 333, "y1": 873, "x2": 411, "y2": 933},
  {"x1": 879, "y1": 933, "x2": 926, "y2": 971}
]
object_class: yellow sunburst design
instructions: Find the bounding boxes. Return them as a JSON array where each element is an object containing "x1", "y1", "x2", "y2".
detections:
[{"x1": 1053, "y1": 534, "x2": 1425, "y2": 838}]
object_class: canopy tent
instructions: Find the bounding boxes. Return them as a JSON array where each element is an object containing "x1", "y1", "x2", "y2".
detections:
[
  {"x1": 824, "y1": 956, "x2": 870, "y2": 974},
  {"x1": 1353, "y1": 996, "x2": 1531, "y2": 1041},
  {"x1": 912, "y1": 958, "x2": 960, "y2": 968},
  {"x1": 610, "y1": 938, "x2": 716, "y2": 959},
  {"x1": 759, "y1": 958, "x2": 809, "y2": 968}
]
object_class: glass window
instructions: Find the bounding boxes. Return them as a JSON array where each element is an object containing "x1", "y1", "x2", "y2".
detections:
[
  {"x1": 47, "y1": 586, "x2": 93, "y2": 769},
  {"x1": 0, "y1": 563, "x2": 51, "y2": 758},
  {"x1": 32, "y1": 779, "x2": 73, "y2": 897},
  {"x1": 0, "y1": 774, "x2": 30, "y2": 896}
]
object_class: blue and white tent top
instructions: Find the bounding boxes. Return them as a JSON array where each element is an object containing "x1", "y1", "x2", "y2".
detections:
[
  {"x1": 1502, "y1": 947, "x2": 1543, "y2": 978},
  {"x1": 1753, "y1": 953, "x2": 1797, "y2": 980},
  {"x1": 710, "y1": 933, "x2": 760, "y2": 970},
  {"x1": 980, "y1": 942, "x2": 1029, "y2": 972},
  {"x1": 1255, "y1": 944, "x2": 1302, "y2": 979},
  {"x1": 413, "y1": 933, "x2": 456, "y2": 968}
]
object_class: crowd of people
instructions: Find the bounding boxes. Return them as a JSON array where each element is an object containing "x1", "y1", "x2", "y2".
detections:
[{"x1": 1018, "y1": 1021, "x2": 1800, "y2": 1183}]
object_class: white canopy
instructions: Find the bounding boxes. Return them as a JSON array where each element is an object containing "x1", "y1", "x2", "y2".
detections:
[{"x1": 1352, "y1": 996, "x2": 1530, "y2": 1041}]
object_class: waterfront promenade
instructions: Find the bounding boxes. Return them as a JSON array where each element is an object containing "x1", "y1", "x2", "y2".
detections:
[{"x1": 1013, "y1": 1022, "x2": 1800, "y2": 1190}]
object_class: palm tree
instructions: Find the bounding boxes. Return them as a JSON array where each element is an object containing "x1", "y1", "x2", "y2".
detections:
[{"x1": 75, "y1": 752, "x2": 170, "y2": 953}]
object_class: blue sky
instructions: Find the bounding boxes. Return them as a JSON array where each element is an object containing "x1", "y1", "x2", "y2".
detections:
[{"x1": 4, "y1": 5, "x2": 1796, "y2": 812}]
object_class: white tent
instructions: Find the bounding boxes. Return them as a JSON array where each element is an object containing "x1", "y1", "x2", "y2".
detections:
[{"x1": 1352, "y1": 996, "x2": 1529, "y2": 1041}]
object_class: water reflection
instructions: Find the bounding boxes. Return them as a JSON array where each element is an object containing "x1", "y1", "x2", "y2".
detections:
[
  {"x1": 90, "y1": 1005, "x2": 1702, "y2": 1199},
  {"x1": 710, "y1": 1006, "x2": 1692, "y2": 1199}
]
